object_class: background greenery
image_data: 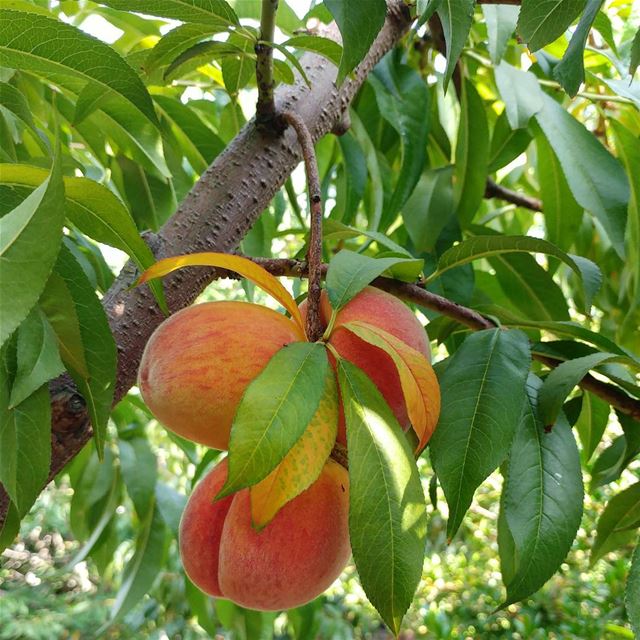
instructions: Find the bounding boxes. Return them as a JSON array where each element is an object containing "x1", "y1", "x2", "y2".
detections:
[{"x1": 1, "y1": 0, "x2": 639, "y2": 637}]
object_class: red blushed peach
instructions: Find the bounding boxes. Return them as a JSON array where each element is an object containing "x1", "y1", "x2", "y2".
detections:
[
  {"x1": 179, "y1": 459, "x2": 351, "y2": 611},
  {"x1": 138, "y1": 302, "x2": 304, "y2": 450},
  {"x1": 301, "y1": 287, "x2": 431, "y2": 443}
]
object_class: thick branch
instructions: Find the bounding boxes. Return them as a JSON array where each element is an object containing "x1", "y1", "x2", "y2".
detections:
[
  {"x1": 255, "y1": 0, "x2": 278, "y2": 128},
  {"x1": 282, "y1": 111, "x2": 324, "y2": 342}
]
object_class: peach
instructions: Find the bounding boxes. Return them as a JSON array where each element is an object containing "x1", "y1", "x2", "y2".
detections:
[
  {"x1": 138, "y1": 302, "x2": 304, "y2": 450},
  {"x1": 302, "y1": 287, "x2": 431, "y2": 443},
  {"x1": 179, "y1": 458, "x2": 351, "y2": 610}
]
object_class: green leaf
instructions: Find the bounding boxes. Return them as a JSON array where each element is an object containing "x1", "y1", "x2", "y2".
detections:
[
  {"x1": 0, "y1": 81, "x2": 44, "y2": 146},
  {"x1": 482, "y1": 5, "x2": 520, "y2": 64},
  {"x1": 488, "y1": 253, "x2": 569, "y2": 321},
  {"x1": 0, "y1": 164, "x2": 158, "y2": 272},
  {"x1": 164, "y1": 40, "x2": 246, "y2": 80},
  {"x1": 337, "y1": 359, "x2": 427, "y2": 635},
  {"x1": 592, "y1": 482, "x2": 640, "y2": 563},
  {"x1": 0, "y1": 9, "x2": 158, "y2": 127},
  {"x1": 535, "y1": 93, "x2": 629, "y2": 258},
  {"x1": 436, "y1": 0, "x2": 475, "y2": 92},
  {"x1": 628, "y1": 540, "x2": 640, "y2": 636},
  {"x1": 326, "y1": 250, "x2": 424, "y2": 311},
  {"x1": 517, "y1": 0, "x2": 586, "y2": 52},
  {"x1": 494, "y1": 61, "x2": 544, "y2": 129},
  {"x1": 119, "y1": 437, "x2": 157, "y2": 519},
  {"x1": 0, "y1": 150, "x2": 64, "y2": 348},
  {"x1": 630, "y1": 28, "x2": 640, "y2": 77},
  {"x1": 500, "y1": 375, "x2": 583, "y2": 606},
  {"x1": 401, "y1": 166, "x2": 455, "y2": 253},
  {"x1": 98, "y1": 0, "x2": 239, "y2": 28},
  {"x1": 538, "y1": 352, "x2": 626, "y2": 428},
  {"x1": 0, "y1": 352, "x2": 51, "y2": 517},
  {"x1": 370, "y1": 58, "x2": 430, "y2": 224},
  {"x1": 455, "y1": 78, "x2": 489, "y2": 225},
  {"x1": 222, "y1": 32, "x2": 256, "y2": 95},
  {"x1": 430, "y1": 329, "x2": 531, "y2": 539},
  {"x1": 39, "y1": 245, "x2": 117, "y2": 458},
  {"x1": 218, "y1": 343, "x2": 329, "y2": 498},
  {"x1": 575, "y1": 392, "x2": 609, "y2": 461},
  {"x1": 536, "y1": 134, "x2": 583, "y2": 251},
  {"x1": 283, "y1": 35, "x2": 342, "y2": 67},
  {"x1": 427, "y1": 234, "x2": 602, "y2": 312},
  {"x1": 323, "y1": 219, "x2": 412, "y2": 256},
  {"x1": 489, "y1": 110, "x2": 532, "y2": 172},
  {"x1": 155, "y1": 482, "x2": 187, "y2": 540},
  {"x1": 554, "y1": 0, "x2": 604, "y2": 95},
  {"x1": 9, "y1": 307, "x2": 64, "y2": 408},
  {"x1": 107, "y1": 501, "x2": 167, "y2": 627},
  {"x1": 0, "y1": 500, "x2": 20, "y2": 554},
  {"x1": 325, "y1": 0, "x2": 387, "y2": 83}
]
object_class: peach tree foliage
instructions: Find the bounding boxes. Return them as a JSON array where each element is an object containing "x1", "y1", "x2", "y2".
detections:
[{"x1": 0, "y1": 0, "x2": 639, "y2": 635}]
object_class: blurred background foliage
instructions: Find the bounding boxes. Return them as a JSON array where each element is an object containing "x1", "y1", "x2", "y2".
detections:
[{"x1": 1, "y1": 0, "x2": 639, "y2": 637}]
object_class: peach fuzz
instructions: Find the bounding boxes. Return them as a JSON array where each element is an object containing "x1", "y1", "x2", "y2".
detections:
[
  {"x1": 179, "y1": 459, "x2": 351, "y2": 610},
  {"x1": 138, "y1": 301, "x2": 304, "y2": 450},
  {"x1": 301, "y1": 287, "x2": 431, "y2": 442}
]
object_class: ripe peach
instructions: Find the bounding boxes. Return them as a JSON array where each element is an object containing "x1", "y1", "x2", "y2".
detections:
[
  {"x1": 179, "y1": 459, "x2": 351, "y2": 610},
  {"x1": 138, "y1": 302, "x2": 304, "y2": 450},
  {"x1": 301, "y1": 287, "x2": 431, "y2": 443}
]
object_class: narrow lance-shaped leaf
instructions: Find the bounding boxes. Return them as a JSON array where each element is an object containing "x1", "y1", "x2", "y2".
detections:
[
  {"x1": 430, "y1": 329, "x2": 531, "y2": 538},
  {"x1": 630, "y1": 28, "x2": 640, "y2": 77},
  {"x1": 39, "y1": 245, "x2": 117, "y2": 458},
  {"x1": 554, "y1": 0, "x2": 604, "y2": 95},
  {"x1": 0, "y1": 345, "x2": 51, "y2": 517},
  {"x1": 325, "y1": 0, "x2": 387, "y2": 83},
  {"x1": 499, "y1": 374, "x2": 583, "y2": 606},
  {"x1": 535, "y1": 93, "x2": 629, "y2": 259},
  {"x1": 482, "y1": 5, "x2": 520, "y2": 63},
  {"x1": 517, "y1": 0, "x2": 586, "y2": 52},
  {"x1": 138, "y1": 252, "x2": 305, "y2": 335},
  {"x1": 339, "y1": 320, "x2": 441, "y2": 451},
  {"x1": 9, "y1": 307, "x2": 64, "y2": 408},
  {"x1": 0, "y1": 10, "x2": 158, "y2": 126},
  {"x1": 455, "y1": 78, "x2": 489, "y2": 225},
  {"x1": 326, "y1": 250, "x2": 424, "y2": 311},
  {"x1": 436, "y1": 0, "x2": 475, "y2": 92},
  {"x1": 0, "y1": 149, "x2": 64, "y2": 347},
  {"x1": 250, "y1": 366, "x2": 338, "y2": 529},
  {"x1": 575, "y1": 392, "x2": 609, "y2": 461},
  {"x1": 338, "y1": 359, "x2": 427, "y2": 635},
  {"x1": 538, "y1": 352, "x2": 630, "y2": 428},
  {"x1": 426, "y1": 234, "x2": 602, "y2": 313},
  {"x1": 218, "y1": 343, "x2": 329, "y2": 498},
  {"x1": 494, "y1": 61, "x2": 544, "y2": 129}
]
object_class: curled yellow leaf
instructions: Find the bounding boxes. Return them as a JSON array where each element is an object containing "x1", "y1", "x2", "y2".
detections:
[
  {"x1": 340, "y1": 320, "x2": 440, "y2": 452},
  {"x1": 136, "y1": 252, "x2": 305, "y2": 335}
]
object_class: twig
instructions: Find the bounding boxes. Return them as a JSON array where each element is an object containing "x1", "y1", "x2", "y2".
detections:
[
  {"x1": 485, "y1": 179, "x2": 542, "y2": 212},
  {"x1": 256, "y1": 0, "x2": 278, "y2": 129},
  {"x1": 281, "y1": 112, "x2": 324, "y2": 342}
]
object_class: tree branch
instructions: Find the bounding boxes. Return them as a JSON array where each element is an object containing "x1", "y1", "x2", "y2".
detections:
[
  {"x1": 255, "y1": 0, "x2": 278, "y2": 129},
  {"x1": 281, "y1": 111, "x2": 324, "y2": 342},
  {"x1": 485, "y1": 178, "x2": 542, "y2": 212}
]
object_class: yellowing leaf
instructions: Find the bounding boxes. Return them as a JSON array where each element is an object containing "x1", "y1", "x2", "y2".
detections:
[
  {"x1": 137, "y1": 252, "x2": 305, "y2": 335},
  {"x1": 340, "y1": 320, "x2": 440, "y2": 452},
  {"x1": 250, "y1": 367, "x2": 338, "y2": 529}
]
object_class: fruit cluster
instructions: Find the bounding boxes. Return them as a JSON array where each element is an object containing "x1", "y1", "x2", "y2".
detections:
[{"x1": 138, "y1": 286, "x2": 437, "y2": 610}]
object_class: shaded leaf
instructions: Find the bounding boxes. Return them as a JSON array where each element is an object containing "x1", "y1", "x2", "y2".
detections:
[
  {"x1": 325, "y1": 0, "x2": 387, "y2": 83},
  {"x1": 40, "y1": 245, "x2": 117, "y2": 458},
  {"x1": 500, "y1": 375, "x2": 583, "y2": 606},
  {"x1": 430, "y1": 329, "x2": 531, "y2": 538},
  {"x1": 218, "y1": 343, "x2": 328, "y2": 498},
  {"x1": 283, "y1": 35, "x2": 342, "y2": 66},
  {"x1": 517, "y1": 0, "x2": 586, "y2": 51},
  {"x1": 436, "y1": 0, "x2": 475, "y2": 92},
  {"x1": 119, "y1": 437, "x2": 157, "y2": 519},
  {"x1": 482, "y1": 5, "x2": 520, "y2": 63},
  {"x1": 535, "y1": 92, "x2": 629, "y2": 258},
  {"x1": 628, "y1": 540, "x2": 640, "y2": 636},
  {"x1": 338, "y1": 359, "x2": 427, "y2": 635},
  {"x1": 575, "y1": 392, "x2": 609, "y2": 461}
]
